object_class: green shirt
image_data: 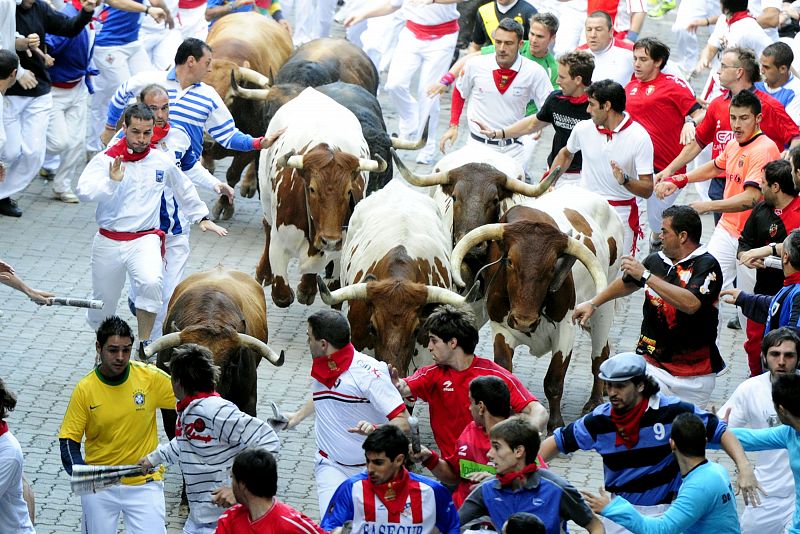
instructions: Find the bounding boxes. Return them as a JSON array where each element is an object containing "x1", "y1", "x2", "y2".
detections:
[{"x1": 481, "y1": 41, "x2": 558, "y2": 115}]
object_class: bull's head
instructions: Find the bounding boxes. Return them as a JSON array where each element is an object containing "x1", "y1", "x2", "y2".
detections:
[
  {"x1": 144, "y1": 325, "x2": 284, "y2": 366},
  {"x1": 203, "y1": 59, "x2": 271, "y2": 107},
  {"x1": 277, "y1": 145, "x2": 386, "y2": 252},
  {"x1": 451, "y1": 215, "x2": 607, "y2": 334},
  {"x1": 392, "y1": 149, "x2": 560, "y2": 251},
  {"x1": 316, "y1": 275, "x2": 475, "y2": 376}
]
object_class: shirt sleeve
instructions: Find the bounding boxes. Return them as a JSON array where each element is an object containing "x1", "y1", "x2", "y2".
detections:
[
  {"x1": 553, "y1": 415, "x2": 597, "y2": 454},
  {"x1": 404, "y1": 366, "x2": 436, "y2": 401},
  {"x1": 731, "y1": 426, "x2": 791, "y2": 452},
  {"x1": 501, "y1": 371, "x2": 538, "y2": 412},
  {"x1": 0, "y1": 448, "x2": 22, "y2": 499},
  {"x1": 529, "y1": 66, "x2": 554, "y2": 110},
  {"x1": 106, "y1": 73, "x2": 149, "y2": 129},
  {"x1": 165, "y1": 164, "x2": 210, "y2": 223},
  {"x1": 433, "y1": 482, "x2": 461, "y2": 534},
  {"x1": 718, "y1": 382, "x2": 749, "y2": 429},
  {"x1": 683, "y1": 255, "x2": 722, "y2": 306},
  {"x1": 742, "y1": 141, "x2": 778, "y2": 188},
  {"x1": 785, "y1": 94, "x2": 800, "y2": 126},
  {"x1": 714, "y1": 141, "x2": 729, "y2": 170},
  {"x1": 320, "y1": 479, "x2": 355, "y2": 529},
  {"x1": 150, "y1": 366, "x2": 178, "y2": 410},
  {"x1": 75, "y1": 154, "x2": 120, "y2": 202},
  {"x1": 634, "y1": 129, "x2": 655, "y2": 176},
  {"x1": 204, "y1": 92, "x2": 257, "y2": 151},
  {"x1": 554, "y1": 474, "x2": 595, "y2": 527},
  {"x1": 363, "y1": 362, "x2": 407, "y2": 419},
  {"x1": 148, "y1": 436, "x2": 181, "y2": 466},
  {"x1": 455, "y1": 61, "x2": 475, "y2": 104},
  {"x1": 694, "y1": 100, "x2": 717, "y2": 149},
  {"x1": 59, "y1": 384, "x2": 88, "y2": 442},
  {"x1": 671, "y1": 77, "x2": 699, "y2": 116},
  {"x1": 211, "y1": 402, "x2": 281, "y2": 453},
  {"x1": 458, "y1": 480, "x2": 490, "y2": 527},
  {"x1": 565, "y1": 120, "x2": 585, "y2": 154},
  {"x1": 535, "y1": 93, "x2": 556, "y2": 124}
]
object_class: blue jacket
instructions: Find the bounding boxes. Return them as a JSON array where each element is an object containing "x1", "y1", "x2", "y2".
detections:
[
  {"x1": 602, "y1": 460, "x2": 740, "y2": 534},
  {"x1": 736, "y1": 282, "x2": 800, "y2": 335},
  {"x1": 45, "y1": 4, "x2": 97, "y2": 93}
]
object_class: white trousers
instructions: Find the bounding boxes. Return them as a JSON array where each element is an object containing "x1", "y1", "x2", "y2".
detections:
[
  {"x1": 0, "y1": 94, "x2": 52, "y2": 199},
  {"x1": 554, "y1": 3, "x2": 586, "y2": 56},
  {"x1": 646, "y1": 363, "x2": 716, "y2": 408},
  {"x1": 88, "y1": 233, "x2": 164, "y2": 330},
  {"x1": 740, "y1": 492, "x2": 795, "y2": 534},
  {"x1": 360, "y1": 13, "x2": 405, "y2": 73},
  {"x1": 141, "y1": 28, "x2": 183, "y2": 71},
  {"x1": 178, "y1": 5, "x2": 209, "y2": 40},
  {"x1": 47, "y1": 84, "x2": 88, "y2": 194},
  {"x1": 385, "y1": 28, "x2": 457, "y2": 155},
  {"x1": 671, "y1": 0, "x2": 720, "y2": 75},
  {"x1": 87, "y1": 42, "x2": 150, "y2": 152},
  {"x1": 292, "y1": 0, "x2": 338, "y2": 46},
  {"x1": 465, "y1": 136, "x2": 531, "y2": 174},
  {"x1": 314, "y1": 452, "x2": 364, "y2": 519},
  {"x1": 129, "y1": 232, "x2": 191, "y2": 337},
  {"x1": 81, "y1": 481, "x2": 166, "y2": 534},
  {"x1": 603, "y1": 503, "x2": 670, "y2": 534}
]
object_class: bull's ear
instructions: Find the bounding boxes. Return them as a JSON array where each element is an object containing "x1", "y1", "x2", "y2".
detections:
[
  {"x1": 170, "y1": 321, "x2": 179, "y2": 333},
  {"x1": 549, "y1": 255, "x2": 577, "y2": 293}
]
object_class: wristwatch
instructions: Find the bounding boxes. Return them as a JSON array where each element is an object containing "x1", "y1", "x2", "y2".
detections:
[
  {"x1": 641, "y1": 269, "x2": 651, "y2": 282},
  {"x1": 684, "y1": 116, "x2": 696, "y2": 127},
  {"x1": 771, "y1": 242, "x2": 778, "y2": 256}
]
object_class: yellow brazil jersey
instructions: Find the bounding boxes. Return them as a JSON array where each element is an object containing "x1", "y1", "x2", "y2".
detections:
[{"x1": 59, "y1": 361, "x2": 176, "y2": 485}]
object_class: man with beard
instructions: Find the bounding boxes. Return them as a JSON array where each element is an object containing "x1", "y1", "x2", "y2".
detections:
[{"x1": 76, "y1": 103, "x2": 218, "y2": 348}]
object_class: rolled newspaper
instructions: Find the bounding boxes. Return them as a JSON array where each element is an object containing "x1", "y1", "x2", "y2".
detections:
[
  {"x1": 70, "y1": 464, "x2": 145, "y2": 495},
  {"x1": 51, "y1": 297, "x2": 104, "y2": 309}
]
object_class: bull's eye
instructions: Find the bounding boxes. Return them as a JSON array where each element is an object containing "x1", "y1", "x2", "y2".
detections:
[
  {"x1": 367, "y1": 322, "x2": 377, "y2": 336},
  {"x1": 506, "y1": 259, "x2": 514, "y2": 269},
  {"x1": 308, "y1": 186, "x2": 316, "y2": 194}
]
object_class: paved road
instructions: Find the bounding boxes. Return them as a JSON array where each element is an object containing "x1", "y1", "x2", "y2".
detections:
[{"x1": 0, "y1": 10, "x2": 748, "y2": 533}]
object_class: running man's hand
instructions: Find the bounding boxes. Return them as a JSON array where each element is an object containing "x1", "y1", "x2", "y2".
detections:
[{"x1": 109, "y1": 156, "x2": 125, "y2": 182}]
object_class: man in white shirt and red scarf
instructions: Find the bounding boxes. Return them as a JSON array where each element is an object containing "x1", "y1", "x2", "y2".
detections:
[
  {"x1": 76, "y1": 103, "x2": 224, "y2": 348},
  {"x1": 549, "y1": 79, "x2": 654, "y2": 255},
  {"x1": 279, "y1": 309, "x2": 411, "y2": 518},
  {"x1": 440, "y1": 17, "x2": 552, "y2": 172},
  {"x1": 322, "y1": 425, "x2": 460, "y2": 534}
]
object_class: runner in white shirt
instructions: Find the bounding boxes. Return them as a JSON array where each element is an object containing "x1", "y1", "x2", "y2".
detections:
[
  {"x1": 696, "y1": 0, "x2": 773, "y2": 102},
  {"x1": 718, "y1": 327, "x2": 798, "y2": 534},
  {"x1": 578, "y1": 11, "x2": 634, "y2": 86},
  {"x1": 278, "y1": 310, "x2": 411, "y2": 518},
  {"x1": 440, "y1": 18, "x2": 552, "y2": 171},
  {"x1": 139, "y1": 0, "x2": 182, "y2": 71},
  {"x1": 549, "y1": 79, "x2": 654, "y2": 255},
  {"x1": 345, "y1": 0, "x2": 463, "y2": 164},
  {"x1": 749, "y1": 0, "x2": 782, "y2": 41},
  {"x1": 76, "y1": 103, "x2": 224, "y2": 347}
]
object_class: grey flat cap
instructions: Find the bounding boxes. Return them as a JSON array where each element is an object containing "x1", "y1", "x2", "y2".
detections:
[{"x1": 598, "y1": 352, "x2": 646, "y2": 382}]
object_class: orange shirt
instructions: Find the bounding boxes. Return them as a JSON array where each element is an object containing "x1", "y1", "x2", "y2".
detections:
[{"x1": 713, "y1": 132, "x2": 780, "y2": 238}]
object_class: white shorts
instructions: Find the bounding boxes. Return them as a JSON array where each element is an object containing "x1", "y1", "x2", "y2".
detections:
[
  {"x1": 81, "y1": 481, "x2": 166, "y2": 534},
  {"x1": 646, "y1": 363, "x2": 716, "y2": 409},
  {"x1": 314, "y1": 452, "x2": 364, "y2": 518},
  {"x1": 740, "y1": 492, "x2": 795, "y2": 534},
  {"x1": 603, "y1": 502, "x2": 670, "y2": 534}
]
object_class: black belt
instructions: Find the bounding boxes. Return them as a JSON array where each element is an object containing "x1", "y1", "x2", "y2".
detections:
[
  {"x1": 471, "y1": 132, "x2": 522, "y2": 147},
  {"x1": 319, "y1": 449, "x2": 366, "y2": 468}
]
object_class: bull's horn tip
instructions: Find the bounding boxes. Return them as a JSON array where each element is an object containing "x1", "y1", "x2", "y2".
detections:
[{"x1": 277, "y1": 350, "x2": 285, "y2": 366}]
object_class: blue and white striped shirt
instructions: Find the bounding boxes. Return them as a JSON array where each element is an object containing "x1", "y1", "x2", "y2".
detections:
[
  {"x1": 105, "y1": 69, "x2": 256, "y2": 162},
  {"x1": 553, "y1": 393, "x2": 727, "y2": 506}
]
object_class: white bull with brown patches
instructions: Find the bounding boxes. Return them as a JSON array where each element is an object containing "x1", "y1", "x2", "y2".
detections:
[
  {"x1": 317, "y1": 179, "x2": 472, "y2": 376},
  {"x1": 451, "y1": 185, "x2": 624, "y2": 431},
  {"x1": 256, "y1": 88, "x2": 386, "y2": 308}
]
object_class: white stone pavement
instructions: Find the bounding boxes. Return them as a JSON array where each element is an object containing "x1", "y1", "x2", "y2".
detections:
[{"x1": 0, "y1": 11, "x2": 751, "y2": 533}]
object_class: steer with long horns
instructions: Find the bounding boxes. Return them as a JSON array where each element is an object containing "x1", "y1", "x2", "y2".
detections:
[
  {"x1": 316, "y1": 179, "x2": 474, "y2": 376},
  {"x1": 144, "y1": 266, "x2": 284, "y2": 438},
  {"x1": 450, "y1": 185, "x2": 624, "y2": 431}
]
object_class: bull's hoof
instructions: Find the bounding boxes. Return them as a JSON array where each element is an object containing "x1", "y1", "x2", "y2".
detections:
[
  {"x1": 547, "y1": 416, "x2": 565, "y2": 434},
  {"x1": 256, "y1": 265, "x2": 273, "y2": 287},
  {"x1": 271, "y1": 278, "x2": 295, "y2": 308},
  {"x1": 213, "y1": 196, "x2": 235, "y2": 221},
  {"x1": 581, "y1": 396, "x2": 604, "y2": 416},
  {"x1": 240, "y1": 179, "x2": 257, "y2": 198},
  {"x1": 297, "y1": 274, "x2": 318, "y2": 306}
]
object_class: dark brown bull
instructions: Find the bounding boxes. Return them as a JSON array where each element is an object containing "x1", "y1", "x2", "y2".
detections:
[
  {"x1": 144, "y1": 266, "x2": 284, "y2": 425},
  {"x1": 201, "y1": 13, "x2": 293, "y2": 220}
]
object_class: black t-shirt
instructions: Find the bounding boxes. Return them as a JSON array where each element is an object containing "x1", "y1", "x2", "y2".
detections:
[
  {"x1": 472, "y1": 0, "x2": 538, "y2": 47},
  {"x1": 738, "y1": 197, "x2": 800, "y2": 295},
  {"x1": 623, "y1": 250, "x2": 724, "y2": 375},
  {"x1": 536, "y1": 91, "x2": 589, "y2": 173}
]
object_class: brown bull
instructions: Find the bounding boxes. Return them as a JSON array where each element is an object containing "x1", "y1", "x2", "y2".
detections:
[
  {"x1": 144, "y1": 266, "x2": 284, "y2": 431},
  {"x1": 201, "y1": 13, "x2": 293, "y2": 220}
]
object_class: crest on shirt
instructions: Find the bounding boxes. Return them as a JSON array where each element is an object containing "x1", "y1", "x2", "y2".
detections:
[
  {"x1": 699, "y1": 271, "x2": 717, "y2": 295},
  {"x1": 738, "y1": 156, "x2": 745, "y2": 168},
  {"x1": 442, "y1": 380, "x2": 454, "y2": 392},
  {"x1": 155, "y1": 170, "x2": 165, "y2": 183},
  {"x1": 646, "y1": 85, "x2": 655, "y2": 96},
  {"x1": 133, "y1": 390, "x2": 145, "y2": 408},
  {"x1": 770, "y1": 223, "x2": 779, "y2": 237}
]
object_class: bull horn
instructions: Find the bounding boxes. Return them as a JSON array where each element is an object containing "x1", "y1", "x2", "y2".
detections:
[
  {"x1": 357, "y1": 154, "x2": 387, "y2": 172},
  {"x1": 144, "y1": 332, "x2": 183, "y2": 358},
  {"x1": 390, "y1": 148, "x2": 450, "y2": 187},
  {"x1": 316, "y1": 274, "x2": 369, "y2": 306},
  {"x1": 425, "y1": 285, "x2": 467, "y2": 306},
  {"x1": 229, "y1": 71, "x2": 271, "y2": 101},
  {"x1": 276, "y1": 150, "x2": 304, "y2": 169},
  {"x1": 504, "y1": 165, "x2": 564, "y2": 197},
  {"x1": 390, "y1": 122, "x2": 429, "y2": 150},
  {"x1": 450, "y1": 224, "x2": 506, "y2": 288},
  {"x1": 237, "y1": 333, "x2": 284, "y2": 366},
  {"x1": 564, "y1": 236, "x2": 608, "y2": 295},
  {"x1": 238, "y1": 67, "x2": 270, "y2": 88}
]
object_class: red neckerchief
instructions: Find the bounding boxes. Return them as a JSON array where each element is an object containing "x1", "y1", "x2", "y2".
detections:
[
  {"x1": 610, "y1": 396, "x2": 649, "y2": 448},
  {"x1": 727, "y1": 11, "x2": 754, "y2": 26},
  {"x1": 105, "y1": 139, "x2": 151, "y2": 162},
  {"x1": 784, "y1": 272, "x2": 800, "y2": 286},
  {"x1": 493, "y1": 68, "x2": 519, "y2": 94},
  {"x1": 0, "y1": 421, "x2": 8, "y2": 438},
  {"x1": 176, "y1": 391, "x2": 220, "y2": 412},
  {"x1": 496, "y1": 462, "x2": 538, "y2": 487},
  {"x1": 370, "y1": 468, "x2": 412, "y2": 516},
  {"x1": 557, "y1": 93, "x2": 589, "y2": 105},
  {"x1": 597, "y1": 114, "x2": 633, "y2": 140},
  {"x1": 311, "y1": 343, "x2": 355, "y2": 388},
  {"x1": 151, "y1": 123, "x2": 171, "y2": 147}
]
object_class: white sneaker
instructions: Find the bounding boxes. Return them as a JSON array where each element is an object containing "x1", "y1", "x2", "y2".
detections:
[
  {"x1": 53, "y1": 190, "x2": 80, "y2": 203},
  {"x1": 415, "y1": 144, "x2": 437, "y2": 165}
]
